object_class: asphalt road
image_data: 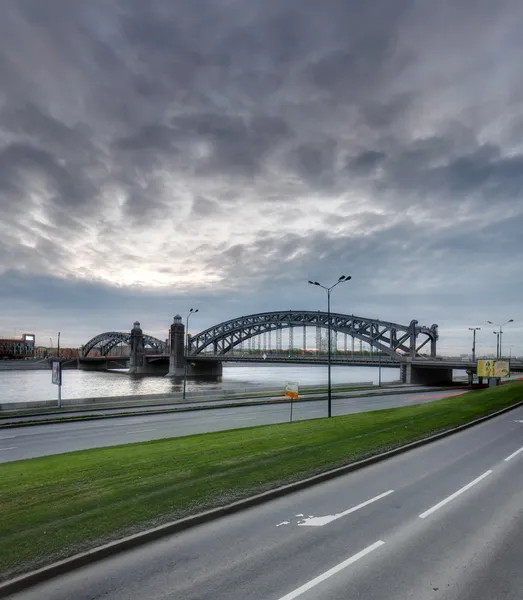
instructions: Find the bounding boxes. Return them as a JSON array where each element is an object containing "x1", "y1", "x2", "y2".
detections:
[
  {"x1": 0, "y1": 389, "x2": 465, "y2": 462},
  {"x1": 6, "y1": 404, "x2": 523, "y2": 600}
]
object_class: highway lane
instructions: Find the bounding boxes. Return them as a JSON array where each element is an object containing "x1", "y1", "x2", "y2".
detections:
[
  {"x1": 0, "y1": 389, "x2": 465, "y2": 462},
  {"x1": 5, "y1": 404, "x2": 523, "y2": 600}
]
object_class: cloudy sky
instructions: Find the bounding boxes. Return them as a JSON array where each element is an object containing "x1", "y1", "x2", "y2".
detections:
[{"x1": 1, "y1": 0, "x2": 522, "y2": 356}]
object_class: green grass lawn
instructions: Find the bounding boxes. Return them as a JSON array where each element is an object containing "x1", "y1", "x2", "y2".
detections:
[{"x1": 1, "y1": 382, "x2": 522, "y2": 581}]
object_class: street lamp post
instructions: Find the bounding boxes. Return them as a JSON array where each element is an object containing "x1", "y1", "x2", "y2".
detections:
[
  {"x1": 488, "y1": 319, "x2": 513, "y2": 359},
  {"x1": 308, "y1": 275, "x2": 352, "y2": 418},
  {"x1": 493, "y1": 332, "x2": 500, "y2": 359},
  {"x1": 468, "y1": 327, "x2": 480, "y2": 362},
  {"x1": 183, "y1": 309, "x2": 198, "y2": 400}
]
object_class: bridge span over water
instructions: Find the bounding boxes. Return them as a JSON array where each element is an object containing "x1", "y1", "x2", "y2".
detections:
[
  {"x1": 78, "y1": 311, "x2": 523, "y2": 384},
  {"x1": 77, "y1": 310, "x2": 479, "y2": 385}
]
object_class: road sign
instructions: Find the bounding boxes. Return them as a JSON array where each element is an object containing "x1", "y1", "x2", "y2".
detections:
[
  {"x1": 52, "y1": 361, "x2": 61, "y2": 385},
  {"x1": 285, "y1": 382, "x2": 299, "y2": 399}
]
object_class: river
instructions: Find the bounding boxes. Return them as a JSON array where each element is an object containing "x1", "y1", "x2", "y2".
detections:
[{"x1": 0, "y1": 364, "x2": 400, "y2": 404}]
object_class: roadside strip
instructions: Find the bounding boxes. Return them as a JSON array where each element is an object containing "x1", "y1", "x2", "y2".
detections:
[
  {"x1": 0, "y1": 385, "x2": 467, "y2": 429},
  {"x1": 1, "y1": 396, "x2": 522, "y2": 599}
]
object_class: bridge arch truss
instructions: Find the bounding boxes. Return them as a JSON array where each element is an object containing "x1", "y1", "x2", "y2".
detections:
[
  {"x1": 81, "y1": 332, "x2": 167, "y2": 357},
  {"x1": 189, "y1": 311, "x2": 438, "y2": 360}
]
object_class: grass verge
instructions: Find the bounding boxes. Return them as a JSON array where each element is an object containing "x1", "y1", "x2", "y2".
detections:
[{"x1": 1, "y1": 381, "x2": 522, "y2": 581}]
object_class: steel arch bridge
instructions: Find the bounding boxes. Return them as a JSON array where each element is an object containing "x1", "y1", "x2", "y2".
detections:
[
  {"x1": 189, "y1": 311, "x2": 438, "y2": 360},
  {"x1": 81, "y1": 332, "x2": 167, "y2": 357}
]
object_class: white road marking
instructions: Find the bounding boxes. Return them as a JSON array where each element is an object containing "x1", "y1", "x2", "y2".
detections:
[
  {"x1": 298, "y1": 490, "x2": 394, "y2": 527},
  {"x1": 504, "y1": 447, "x2": 523, "y2": 462},
  {"x1": 125, "y1": 429, "x2": 157, "y2": 435},
  {"x1": 276, "y1": 521, "x2": 290, "y2": 527},
  {"x1": 0, "y1": 435, "x2": 17, "y2": 440},
  {"x1": 0, "y1": 447, "x2": 17, "y2": 451},
  {"x1": 277, "y1": 540, "x2": 385, "y2": 600},
  {"x1": 419, "y1": 470, "x2": 493, "y2": 519}
]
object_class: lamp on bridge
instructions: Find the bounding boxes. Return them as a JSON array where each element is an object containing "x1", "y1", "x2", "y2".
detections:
[
  {"x1": 183, "y1": 309, "x2": 199, "y2": 400},
  {"x1": 488, "y1": 319, "x2": 513, "y2": 359},
  {"x1": 308, "y1": 275, "x2": 352, "y2": 418}
]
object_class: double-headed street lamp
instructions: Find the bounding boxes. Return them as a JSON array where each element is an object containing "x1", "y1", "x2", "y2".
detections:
[
  {"x1": 468, "y1": 327, "x2": 480, "y2": 362},
  {"x1": 488, "y1": 319, "x2": 513, "y2": 359},
  {"x1": 493, "y1": 331, "x2": 500, "y2": 359},
  {"x1": 183, "y1": 308, "x2": 199, "y2": 400},
  {"x1": 308, "y1": 275, "x2": 352, "y2": 418}
]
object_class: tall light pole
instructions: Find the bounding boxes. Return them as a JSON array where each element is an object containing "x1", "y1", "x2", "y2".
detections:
[
  {"x1": 488, "y1": 319, "x2": 513, "y2": 359},
  {"x1": 308, "y1": 275, "x2": 352, "y2": 418},
  {"x1": 183, "y1": 309, "x2": 198, "y2": 400},
  {"x1": 493, "y1": 331, "x2": 500, "y2": 359},
  {"x1": 468, "y1": 327, "x2": 480, "y2": 362}
]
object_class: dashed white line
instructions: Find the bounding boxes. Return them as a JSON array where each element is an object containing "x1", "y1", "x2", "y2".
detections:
[
  {"x1": 0, "y1": 435, "x2": 17, "y2": 440},
  {"x1": 125, "y1": 429, "x2": 157, "y2": 435},
  {"x1": 0, "y1": 447, "x2": 17, "y2": 451},
  {"x1": 419, "y1": 470, "x2": 492, "y2": 519},
  {"x1": 298, "y1": 489, "x2": 394, "y2": 527},
  {"x1": 277, "y1": 540, "x2": 385, "y2": 600},
  {"x1": 504, "y1": 447, "x2": 523, "y2": 462}
]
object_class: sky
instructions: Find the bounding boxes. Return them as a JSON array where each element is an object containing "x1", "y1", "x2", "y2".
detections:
[{"x1": 0, "y1": 0, "x2": 522, "y2": 356}]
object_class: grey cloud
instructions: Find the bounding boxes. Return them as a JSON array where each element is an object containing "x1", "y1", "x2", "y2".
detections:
[
  {"x1": 169, "y1": 112, "x2": 292, "y2": 177},
  {"x1": 1, "y1": 0, "x2": 523, "y2": 354},
  {"x1": 0, "y1": 143, "x2": 97, "y2": 211},
  {"x1": 348, "y1": 151, "x2": 387, "y2": 175},
  {"x1": 191, "y1": 196, "x2": 221, "y2": 218},
  {"x1": 286, "y1": 140, "x2": 338, "y2": 187}
]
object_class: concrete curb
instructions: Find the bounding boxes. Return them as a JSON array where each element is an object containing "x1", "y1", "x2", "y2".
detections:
[
  {"x1": 1, "y1": 398, "x2": 521, "y2": 598},
  {"x1": 0, "y1": 385, "x2": 466, "y2": 428}
]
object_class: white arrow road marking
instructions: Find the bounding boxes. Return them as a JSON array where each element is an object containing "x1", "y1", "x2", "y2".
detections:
[{"x1": 298, "y1": 490, "x2": 394, "y2": 527}]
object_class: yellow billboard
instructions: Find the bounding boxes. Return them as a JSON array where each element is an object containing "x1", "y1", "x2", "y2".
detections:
[
  {"x1": 494, "y1": 360, "x2": 510, "y2": 377},
  {"x1": 477, "y1": 360, "x2": 510, "y2": 378}
]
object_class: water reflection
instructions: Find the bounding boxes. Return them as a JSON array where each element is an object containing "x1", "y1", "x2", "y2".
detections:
[{"x1": 0, "y1": 365, "x2": 399, "y2": 404}]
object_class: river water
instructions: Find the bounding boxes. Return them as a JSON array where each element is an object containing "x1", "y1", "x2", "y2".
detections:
[{"x1": 0, "y1": 365, "x2": 400, "y2": 404}]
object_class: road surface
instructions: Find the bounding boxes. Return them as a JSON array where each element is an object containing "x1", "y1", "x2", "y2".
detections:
[
  {"x1": 5, "y1": 404, "x2": 523, "y2": 599},
  {"x1": 0, "y1": 389, "x2": 465, "y2": 462}
]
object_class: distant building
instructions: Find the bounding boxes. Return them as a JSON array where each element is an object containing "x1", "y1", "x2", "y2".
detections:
[
  {"x1": 35, "y1": 346, "x2": 81, "y2": 359},
  {"x1": 0, "y1": 334, "x2": 35, "y2": 359}
]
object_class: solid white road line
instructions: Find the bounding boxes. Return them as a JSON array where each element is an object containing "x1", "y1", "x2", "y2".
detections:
[
  {"x1": 0, "y1": 447, "x2": 17, "y2": 451},
  {"x1": 419, "y1": 470, "x2": 493, "y2": 519},
  {"x1": 277, "y1": 540, "x2": 385, "y2": 600},
  {"x1": 124, "y1": 429, "x2": 157, "y2": 435},
  {"x1": 0, "y1": 435, "x2": 17, "y2": 440},
  {"x1": 504, "y1": 446, "x2": 523, "y2": 462},
  {"x1": 298, "y1": 489, "x2": 394, "y2": 527}
]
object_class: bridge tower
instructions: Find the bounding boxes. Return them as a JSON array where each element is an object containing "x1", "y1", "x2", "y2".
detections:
[
  {"x1": 129, "y1": 321, "x2": 145, "y2": 374},
  {"x1": 167, "y1": 315, "x2": 185, "y2": 377}
]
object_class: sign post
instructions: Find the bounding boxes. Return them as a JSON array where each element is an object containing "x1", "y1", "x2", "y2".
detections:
[
  {"x1": 52, "y1": 360, "x2": 62, "y2": 408},
  {"x1": 285, "y1": 382, "x2": 299, "y2": 423}
]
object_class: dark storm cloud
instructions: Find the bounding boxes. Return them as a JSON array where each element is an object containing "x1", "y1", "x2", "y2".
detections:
[{"x1": 1, "y1": 0, "x2": 523, "y2": 353}]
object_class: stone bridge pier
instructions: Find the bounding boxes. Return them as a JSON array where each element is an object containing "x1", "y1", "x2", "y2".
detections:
[
  {"x1": 128, "y1": 321, "x2": 146, "y2": 374},
  {"x1": 166, "y1": 315, "x2": 222, "y2": 378}
]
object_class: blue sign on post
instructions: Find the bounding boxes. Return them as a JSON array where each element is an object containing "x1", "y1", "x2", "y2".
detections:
[
  {"x1": 52, "y1": 361, "x2": 61, "y2": 385},
  {"x1": 52, "y1": 361, "x2": 62, "y2": 408}
]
